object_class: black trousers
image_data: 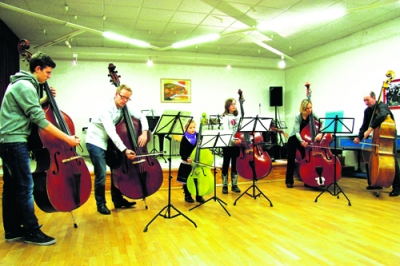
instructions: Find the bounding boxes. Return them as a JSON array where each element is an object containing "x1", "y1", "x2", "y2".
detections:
[
  {"x1": 285, "y1": 135, "x2": 305, "y2": 185},
  {"x1": 222, "y1": 146, "x2": 240, "y2": 176}
]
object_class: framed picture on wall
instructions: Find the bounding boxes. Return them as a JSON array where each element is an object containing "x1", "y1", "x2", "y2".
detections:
[
  {"x1": 384, "y1": 78, "x2": 400, "y2": 109},
  {"x1": 160, "y1": 78, "x2": 191, "y2": 103}
]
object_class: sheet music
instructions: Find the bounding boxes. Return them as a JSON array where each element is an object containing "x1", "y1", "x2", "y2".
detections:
[
  {"x1": 152, "y1": 110, "x2": 192, "y2": 135},
  {"x1": 238, "y1": 116, "x2": 272, "y2": 132},
  {"x1": 201, "y1": 130, "x2": 232, "y2": 148}
]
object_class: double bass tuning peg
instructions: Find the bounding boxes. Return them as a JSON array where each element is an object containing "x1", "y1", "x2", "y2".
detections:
[
  {"x1": 383, "y1": 70, "x2": 396, "y2": 89},
  {"x1": 386, "y1": 70, "x2": 395, "y2": 79}
]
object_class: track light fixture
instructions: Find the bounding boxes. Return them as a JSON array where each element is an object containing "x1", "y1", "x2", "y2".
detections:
[
  {"x1": 72, "y1": 54, "x2": 78, "y2": 65},
  {"x1": 103, "y1": 32, "x2": 150, "y2": 48},
  {"x1": 65, "y1": 40, "x2": 71, "y2": 48},
  {"x1": 278, "y1": 55, "x2": 286, "y2": 69},
  {"x1": 172, "y1": 33, "x2": 220, "y2": 48}
]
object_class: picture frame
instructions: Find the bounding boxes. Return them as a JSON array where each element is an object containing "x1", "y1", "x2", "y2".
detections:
[
  {"x1": 384, "y1": 78, "x2": 400, "y2": 109},
  {"x1": 160, "y1": 78, "x2": 191, "y2": 103}
]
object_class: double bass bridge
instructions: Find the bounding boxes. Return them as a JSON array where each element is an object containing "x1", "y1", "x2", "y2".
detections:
[{"x1": 62, "y1": 155, "x2": 84, "y2": 163}]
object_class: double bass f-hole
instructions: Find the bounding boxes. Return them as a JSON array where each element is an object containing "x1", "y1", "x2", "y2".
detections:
[
  {"x1": 297, "y1": 82, "x2": 342, "y2": 187},
  {"x1": 108, "y1": 64, "x2": 163, "y2": 207},
  {"x1": 18, "y1": 39, "x2": 92, "y2": 213},
  {"x1": 235, "y1": 89, "x2": 272, "y2": 180},
  {"x1": 366, "y1": 70, "x2": 396, "y2": 188},
  {"x1": 187, "y1": 113, "x2": 214, "y2": 196}
]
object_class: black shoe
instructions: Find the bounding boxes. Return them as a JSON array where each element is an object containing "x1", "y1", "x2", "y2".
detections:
[
  {"x1": 286, "y1": 183, "x2": 293, "y2": 188},
  {"x1": 366, "y1": 185, "x2": 382, "y2": 190},
  {"x1": 196, "y1": 196, "x2": 205, "y2": 204},
  {"x1": 222, "y1": 185, "x2": 228, "y2": 194},
  {"x1": 5, "y1": 228, "x2": 25, "y2": 242},
  {"x1": 97, "y1": 204, "x2": 111, "y2": 215},
  {"x1": 389, "y1": 189, "x2": 400, "y2": 197},
  {"x1": 231, "y1": 185, "x2": 241, "y2": 193},
  {"x1": 114, "y1": 199, "x2": 136, "y2": 208},
  {"x1": 25, "y1": 228, "x2": 56, "y2": 246},
  {"x1": 185, "y1": 194, "x2": 195, "y2": 203}
]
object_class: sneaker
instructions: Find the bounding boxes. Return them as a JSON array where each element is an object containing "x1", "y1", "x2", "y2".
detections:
[
  {"x1": 25, "y1": 228, "x2": 56, "y2": 246},
  {"x1": 5, "y1": 230, "x2": 25, "y2": 242}
]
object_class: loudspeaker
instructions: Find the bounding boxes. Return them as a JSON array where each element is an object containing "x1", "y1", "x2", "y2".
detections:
[{"x1": 269, "y1": 86, "x2": 283, "y2": 107}]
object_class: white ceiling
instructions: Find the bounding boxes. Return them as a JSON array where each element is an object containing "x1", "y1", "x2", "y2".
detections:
[{"x1": 1, "y1": 0, "x2": 400, "y2": 69}]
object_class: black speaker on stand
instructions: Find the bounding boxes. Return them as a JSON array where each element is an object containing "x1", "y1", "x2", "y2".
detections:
[
  {"x1": 269, "y1": 86, "x2": 283, "y2": 161},
  {"x1": 269, "y1": 86, "x2": 283, "y2": 107}
]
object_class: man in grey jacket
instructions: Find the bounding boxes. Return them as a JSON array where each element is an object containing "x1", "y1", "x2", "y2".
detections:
[{"x1": 0, "y1": 52, "x2": 80, "y2": 245}]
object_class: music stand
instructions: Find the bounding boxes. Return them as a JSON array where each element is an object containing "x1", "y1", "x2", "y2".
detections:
[
  {"x1": 142, "y1": 110, "x2": 162, "y2": 154},
  {"x1": 144, "y1": 110, "x2": 196, "y2": 232},
  {"x1": 233, "y1": 115, "x2": 273, "y2": 207},
  {"x1": 147, "y1": 117, "x2": 160, "y2": 150},
  {"x1": 208, "y1": 115, "x2": 223, "y2": 130},
  {"x1": 208, "y1": 115, "x2": 224, "y2": 157},
  {"x1": 314, "y1": 115, "x2": 354, "y2": 206},
  {"x1": 189, "y1": 130, "x2": 233, "y2": 216}
]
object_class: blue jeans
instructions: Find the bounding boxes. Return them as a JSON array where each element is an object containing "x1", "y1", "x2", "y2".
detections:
[
  {"x1": 0, "y1": 142, "x2": 39, "y2": 233},
  {"x1": 86, "y1": 143, "x2": 123, "y2": 206}
]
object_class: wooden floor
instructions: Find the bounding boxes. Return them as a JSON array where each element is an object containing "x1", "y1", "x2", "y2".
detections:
[{"x1": 1, "y1": 176, "x2": 400, "y2": 265}]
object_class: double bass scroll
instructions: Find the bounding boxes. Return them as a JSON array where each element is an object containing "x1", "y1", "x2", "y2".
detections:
[
  {"x1": 235, "y1": 89, "x2": 272, "y2": 180},
  {"x1": 108, "y1": 64, "x2": 163, "y2": 205},
  {"x1": 19, "y1": 39, "x2": 92, "y2": 213},
  {"x1": 367, "y1": 70, "x2": 396, "y2": 188},
  {"x1": 187, "y1": 113, "x2": 214, "y2": 196},
  {"x1": 297, "y1": 82, "x2": 342, "y2": 187}
]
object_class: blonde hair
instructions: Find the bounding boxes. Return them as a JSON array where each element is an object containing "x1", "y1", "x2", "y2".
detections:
[
  {"x1": 185, "y1": 119, "x2": 196, "y2": 130},
  {"x1": 299, "y1": 99, "x2": 312, "y2": 113},
  {"x1": 116, "y1": 84, "x2": 132, "y2": 93},
  {"x1": 173, "y1": 119, "x2": 195, "y2": 142}
]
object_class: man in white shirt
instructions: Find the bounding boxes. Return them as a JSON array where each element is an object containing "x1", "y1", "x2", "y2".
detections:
[{"x1": 86, "y1": 84, "x2": 149, "y2": 214}]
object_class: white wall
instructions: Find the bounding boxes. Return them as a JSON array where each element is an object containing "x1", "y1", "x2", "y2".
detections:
[
  {"x1": 17, "y1": 16, "x2": 400, "y2": 164},
  {"x1": 46, "y1": 61, "x2": 284, "y2": 154},
  {"x1": 285, "y1": 16, "x2": 400, "y2": 131},
  {"x1": 284, "y1": 16, "x2": 400, "y2": 168}
]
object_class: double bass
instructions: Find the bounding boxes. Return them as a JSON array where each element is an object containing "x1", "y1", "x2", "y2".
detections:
[
  {"x1": 18, "y1": 39, "x2": 92, "y2": 213},
  {"x1": 107, "y1": 64, "x2": 163, "y2": 208},
  {"x1": 297, "y1": 83, "x2": 341, "y2": 187},
  {"x1": 235, "y1": 89, "x2": 272, "y2": 180},
  {"x1": 367, "y1": 70, "x2": 396, "y2": 188},
  {"x1": 187, "y1": 113, "x2": 214, "y2": 196}
]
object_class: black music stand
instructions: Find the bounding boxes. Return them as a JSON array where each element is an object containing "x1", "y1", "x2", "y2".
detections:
[
  {"x1": 189, "y1": 130, "x2": 233, "y2": 216},
  {"x1": 208, "y1": 115, "x2": 223, "y2": 130},
  {"x1": 147, "y1": 117, "x2": 160, "y2": 152},
  {"x1": 208, "y1": 115, "x2": 224, "y2": 157},
  {"x1": 314, "y1": 115, "x2": 354, "y2": 206},
  {"x1": 144, "y1": 110, "x2": 196, "y2": 232},
  {"x1": 142, "y1": 109, "x2": 166, "y2": 157},
  {"x1": 233, "y1": 115, "x2": 273, "y2": 207}
]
